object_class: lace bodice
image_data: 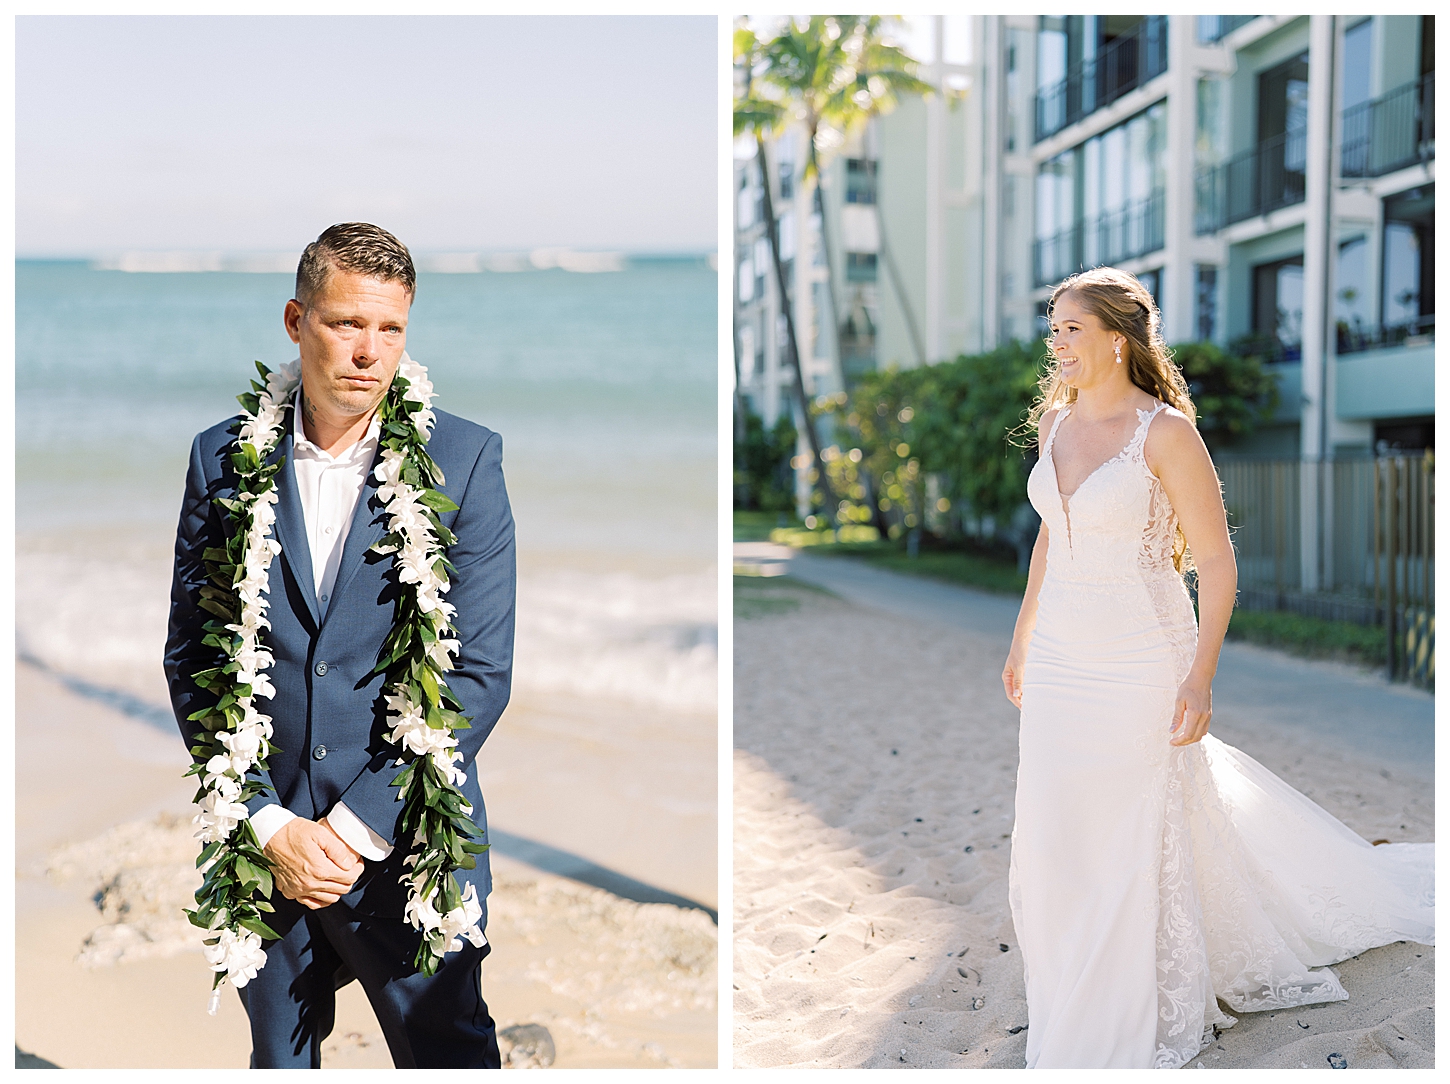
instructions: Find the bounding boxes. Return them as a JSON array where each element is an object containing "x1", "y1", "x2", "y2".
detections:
[{"x1": 1027, "y1": 400, "x2": 1181, "y2": 586}]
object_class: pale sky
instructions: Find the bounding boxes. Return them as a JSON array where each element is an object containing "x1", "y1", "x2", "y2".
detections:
[{"x1": 16, "y1": 15, "x2": 717, "y2": 256}]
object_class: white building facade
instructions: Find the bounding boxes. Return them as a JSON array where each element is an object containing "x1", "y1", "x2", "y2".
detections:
[{"x1": 736, "y1": 14, "x2": 1433, "y2": 594}]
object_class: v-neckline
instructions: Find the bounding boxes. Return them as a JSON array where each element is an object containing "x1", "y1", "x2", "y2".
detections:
[{"x1": 1050, "y1": 402, "x2": 1159, "y2": 507}]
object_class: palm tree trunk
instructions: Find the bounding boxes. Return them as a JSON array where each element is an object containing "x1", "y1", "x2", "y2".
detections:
[
  {"x1": 756, "y1": 135, "x2": 838, "y2": 524},
  {"x1": 731, "y1": 311, "x2": 750, "y2": 509}
]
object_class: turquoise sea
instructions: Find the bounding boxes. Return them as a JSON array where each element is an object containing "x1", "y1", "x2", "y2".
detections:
[{"x1": 15, "y1": 259, "x2": 718, "y2": 716}]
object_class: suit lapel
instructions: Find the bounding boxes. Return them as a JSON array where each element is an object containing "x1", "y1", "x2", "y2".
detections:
[
  {"x1": 271, "y1": 429, "x2": 322, "y2": 630},
  {"x1": 322, "y1": 441, "x2": 388, "y2": 626}
]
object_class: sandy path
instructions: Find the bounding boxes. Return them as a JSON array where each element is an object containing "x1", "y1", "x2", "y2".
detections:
[
  {"x1": 732, "y1": 577, "x2": 1433, "y2": 1069},
  {"x1": 15, "y1": 659, "x2": 716, "y2": 1069}
]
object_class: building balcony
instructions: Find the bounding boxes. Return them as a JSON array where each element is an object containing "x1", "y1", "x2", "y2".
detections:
[
  {"x1": 1342, "y1": 73, "x2": 1435, "y2": 179},
  {"x1": 1337, "y1": 314, "x2": 1435, "y2": 356},
  {"x1": 1336, "y1": 330, "x2": 1435, "y2": 421},
  {"x1": 1033, "y1": 190, "x2": 1165, "y2": 287},
  {"x1": 1196, "y1": 16, "x2": 1258, "y2": 44},
  {"x1": 1194, "y1": 128, "x2": 1308, "y2": 234},
  {"x1": 1034, "y1": 16, "x2": 1168, "y2": 143}
]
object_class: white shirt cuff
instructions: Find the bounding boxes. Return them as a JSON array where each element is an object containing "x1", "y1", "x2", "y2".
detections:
[
  {"x1": 326, "y1": 801, "x2": 394, "y2": 861},
  {"x1": 249, "y1": 804, "x2": 298, "y2": 851}
]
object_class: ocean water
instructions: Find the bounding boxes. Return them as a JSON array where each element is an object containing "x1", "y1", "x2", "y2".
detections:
[{"x1": 15, "y1": 259, "x2": 717, "y2": 716}]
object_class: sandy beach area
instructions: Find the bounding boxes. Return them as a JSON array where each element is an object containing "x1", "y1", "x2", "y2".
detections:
[
  {"x1": 732, "y1": 572, "x2": 1433, "y2": 1069},
  {"x1": 15, "y1": 657, "x2": 716, "y2": 1069}
]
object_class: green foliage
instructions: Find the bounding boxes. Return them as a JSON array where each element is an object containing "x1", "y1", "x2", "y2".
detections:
[
  {"x1": 1226, "y1": 609, "x2": 1387, "y2": 667},
  {"x1": 734, "y1": 17, "x2": 932, "y2": 154},
  {"x1": 1172, "y1": 340, "x2": 1280, "y2": 449},
  {"x1": 736, "y1": 409, "x2": 798, "y2": 512},
  {"x1": 831, "y1": 341, "x2": 1045, "y2": 534}
]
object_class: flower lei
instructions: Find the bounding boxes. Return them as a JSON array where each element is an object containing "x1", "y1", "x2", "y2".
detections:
[{"x1": 186, "y1": 353, "x2": 488, "y2": 1013}]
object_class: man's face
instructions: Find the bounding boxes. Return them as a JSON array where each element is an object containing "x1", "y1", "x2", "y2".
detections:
[{"x1": 284, "y1": 267, "x2": 411, "y2": 424}]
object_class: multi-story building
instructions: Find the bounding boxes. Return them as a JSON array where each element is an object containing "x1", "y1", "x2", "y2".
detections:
[{"x1": 736, "y1": 14, "x2": 1433, "y2": 598}]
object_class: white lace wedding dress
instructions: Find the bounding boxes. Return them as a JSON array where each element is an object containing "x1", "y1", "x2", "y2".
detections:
[{"x1": 1008, "y1": 399, "x2": 1434, "y2": 1069}]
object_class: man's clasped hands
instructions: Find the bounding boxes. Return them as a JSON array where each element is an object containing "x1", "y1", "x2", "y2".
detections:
[{"x1": 263, "y1": 817, "x2": 364, "y2": 909}]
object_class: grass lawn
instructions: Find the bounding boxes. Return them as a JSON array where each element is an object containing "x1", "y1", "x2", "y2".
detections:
[
  {"x1": 734, "y1": 510, "x2": 803, "y2": 542},
  {"x1": 1224, "y1": 608, "x2": 1387, "y2": 669},
  {"x1": 810, "y1": 540, "x2": 1031, "y2": 596},
  {"x1": 733, "y1": 574, "x2": 835, "y2": 619}
]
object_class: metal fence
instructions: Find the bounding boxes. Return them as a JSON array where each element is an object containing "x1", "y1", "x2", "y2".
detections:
[
  {"x1": 1218, "y1": 454, "x2": 1434, "y2": 686},
  {"x1": 1341, "y1": 73, "x2": 1435, "y2": 179},
  {"x1": 1195, "y1": 127, "x2": 1308, "y2": 233},
  {"x1": 1033, "y1": 190, "x2": 1165, "y2": 287}
]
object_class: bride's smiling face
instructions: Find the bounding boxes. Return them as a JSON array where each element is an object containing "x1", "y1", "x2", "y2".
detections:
[{"x1": 1048, "y1": 292, "x2": 1126, "y2": 390}]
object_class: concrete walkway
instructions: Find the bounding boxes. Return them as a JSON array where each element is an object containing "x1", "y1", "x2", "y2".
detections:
[{"x1": 735, "y1": 542, "x2": 1434, "y2": 779}]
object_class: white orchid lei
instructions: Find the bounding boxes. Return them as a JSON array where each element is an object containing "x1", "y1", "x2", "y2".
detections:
[{"x1": 185, "y1": 353, "x2": 487, "y2": 1013}]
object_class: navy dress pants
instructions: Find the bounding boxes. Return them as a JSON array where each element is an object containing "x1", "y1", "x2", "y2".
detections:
[{"x1": 237, "y1": 896, "x2": 500, "y2": 1069}]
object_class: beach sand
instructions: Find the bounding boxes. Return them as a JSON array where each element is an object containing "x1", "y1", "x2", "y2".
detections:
[
  {"x1": 15, "y1": 658, "x2": 716, "y2": 1069},
  {"x1": 732, "y1": 576, "x2": 1433, "y2": 1069}
]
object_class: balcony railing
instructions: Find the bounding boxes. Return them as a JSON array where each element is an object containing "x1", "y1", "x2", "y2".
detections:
[
  {"x1": 1342, "y1": 73, "x2": 1435, "y2": 179},
  {"x1": 1196, "y1": 16, "x2": 1257, "y2": 44},
  {"x1": 1337, "y1": 314, "x2": 1435, "y2": 355},
  {"x1": 1033, "y1": 190, "x2": 1165, "y2": 287},
  {"x1": 1194, "y1": 127, "x2": 1307, "y2": 233},
  {"x1": 1035, "y1": 16, "x2": 1168, "y2": 142}
]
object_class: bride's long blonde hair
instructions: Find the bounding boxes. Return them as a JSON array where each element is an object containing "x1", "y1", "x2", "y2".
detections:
[
  {"x1": 1028, "y1": 267, "x2": 1199, "y2": 573},
  {"x1": 1027, "y1": 267, "x2": 1196, "y2": 433}
]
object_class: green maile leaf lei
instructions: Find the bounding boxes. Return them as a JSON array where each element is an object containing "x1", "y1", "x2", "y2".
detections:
[{"x1": 187, "y1": 352, "x2": 487, "y2": 1013}]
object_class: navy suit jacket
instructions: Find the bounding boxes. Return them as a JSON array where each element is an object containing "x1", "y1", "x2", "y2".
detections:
[{"x1": 165, "y1": 405, "x2": 515, "y2": 918}]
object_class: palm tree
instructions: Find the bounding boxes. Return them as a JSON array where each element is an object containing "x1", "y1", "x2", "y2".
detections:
[
  {"x1": 760, "y1": 16, "x2": 933, "y2": 377},
  {"x1": 734, "y1": 23, "x2": 840, "y2": 523}
]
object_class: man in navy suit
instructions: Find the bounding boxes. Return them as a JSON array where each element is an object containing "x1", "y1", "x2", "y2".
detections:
[{"x1": 165, "y1": 223, "x2": 515, "y2": 1068}]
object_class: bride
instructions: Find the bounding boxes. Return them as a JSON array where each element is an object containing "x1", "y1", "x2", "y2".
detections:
[{"x1": 999, "y1": 267, "x2": 1433, "y2": 1069}]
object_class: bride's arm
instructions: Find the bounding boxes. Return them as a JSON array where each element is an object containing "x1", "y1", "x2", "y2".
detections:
[
  {"x1": 1002, "y1": 523, "x2": 1050, "y2": 708},
  {"x1": 1002, "y1": 412, "x2": 1056, "y2": 708},
  {"x1": 1146, "y1": 413, "x2": 1237, "y2": 746}
]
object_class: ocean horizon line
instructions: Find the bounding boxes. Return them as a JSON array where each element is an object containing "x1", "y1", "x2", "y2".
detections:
[{"x1": 17, "y1": 248, "x2": 718, "y2": 275}]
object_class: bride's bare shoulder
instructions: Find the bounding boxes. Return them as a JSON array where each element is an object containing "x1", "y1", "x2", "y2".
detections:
[{"x1": 1144, "y1": 407, "x2": 1212, "y2": 475}]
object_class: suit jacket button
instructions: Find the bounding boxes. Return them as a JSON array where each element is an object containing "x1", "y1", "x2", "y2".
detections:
[
  {"x1": 312, "y1": 745, "x2": 328, "y2": 760},
  {"x1": 315, "y1": 661, "x2": 328, "y2": 676}
]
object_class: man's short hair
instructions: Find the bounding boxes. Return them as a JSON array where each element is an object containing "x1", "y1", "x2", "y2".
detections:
[{"x1": 295, "y1": 222, "x2": 416, "y2": 308}]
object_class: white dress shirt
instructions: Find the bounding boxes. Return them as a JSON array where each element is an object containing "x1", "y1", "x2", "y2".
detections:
[{"x1": 249, "y1": 396, "x2": 393, "y2": 862}]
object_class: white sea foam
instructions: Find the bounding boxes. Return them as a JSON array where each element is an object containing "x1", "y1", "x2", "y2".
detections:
[
  {"x1": 513, "y1": 569, "x2": 717, "y2": 714},
  {"x1": 14, "y1": 548, "x2": 716, "y2": 719}
]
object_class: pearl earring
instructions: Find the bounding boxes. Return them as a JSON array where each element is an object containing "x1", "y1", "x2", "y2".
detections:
[{"x1": 1115, "y1": 343, "x2": 1122, "y2": 364}]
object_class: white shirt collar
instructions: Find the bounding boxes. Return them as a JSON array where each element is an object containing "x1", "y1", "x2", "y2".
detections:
[{"x1": 291, "y1": 387, "x2": 382, "y2": 462}]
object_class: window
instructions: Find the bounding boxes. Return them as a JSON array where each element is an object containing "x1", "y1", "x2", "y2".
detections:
[
  {"x1": 846, "y1": 252, "x2": 878, "y2": 282},
  {"x1": 1138, "y1": 268, "x2": 1162, "y2": 312},
  {"x1": 1033, "y1": 102, "x2": 1166, "y2": 284},
  {"x1": 738, "y1": 254, "x2": 754, "y2": 303},
  {"x1": 1334, "y1": 237, "x2": 1372, "y2": 344},
  {"x1": 1252, "y1": 255, "x2": 1304, "y2": 361},
  {"x1": 845, "y1": 159, "x2": 878, "y2": 205},
  {"x1": 1195, "y1": 265, "x2": 1218, "y2": 341},
  {"x1": 1382, "y1": 185, "x2": 1434, "y2": 334},
  {"x1": 1258, "y1": 53, "x2": 1310, "y2": 144},
  {"x1": 1035, "y1": 16, "x2": 1166, "y2": 140},
  {"x1": 1342, "y1": 20, "x2": 1372, "y2": 113}
]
